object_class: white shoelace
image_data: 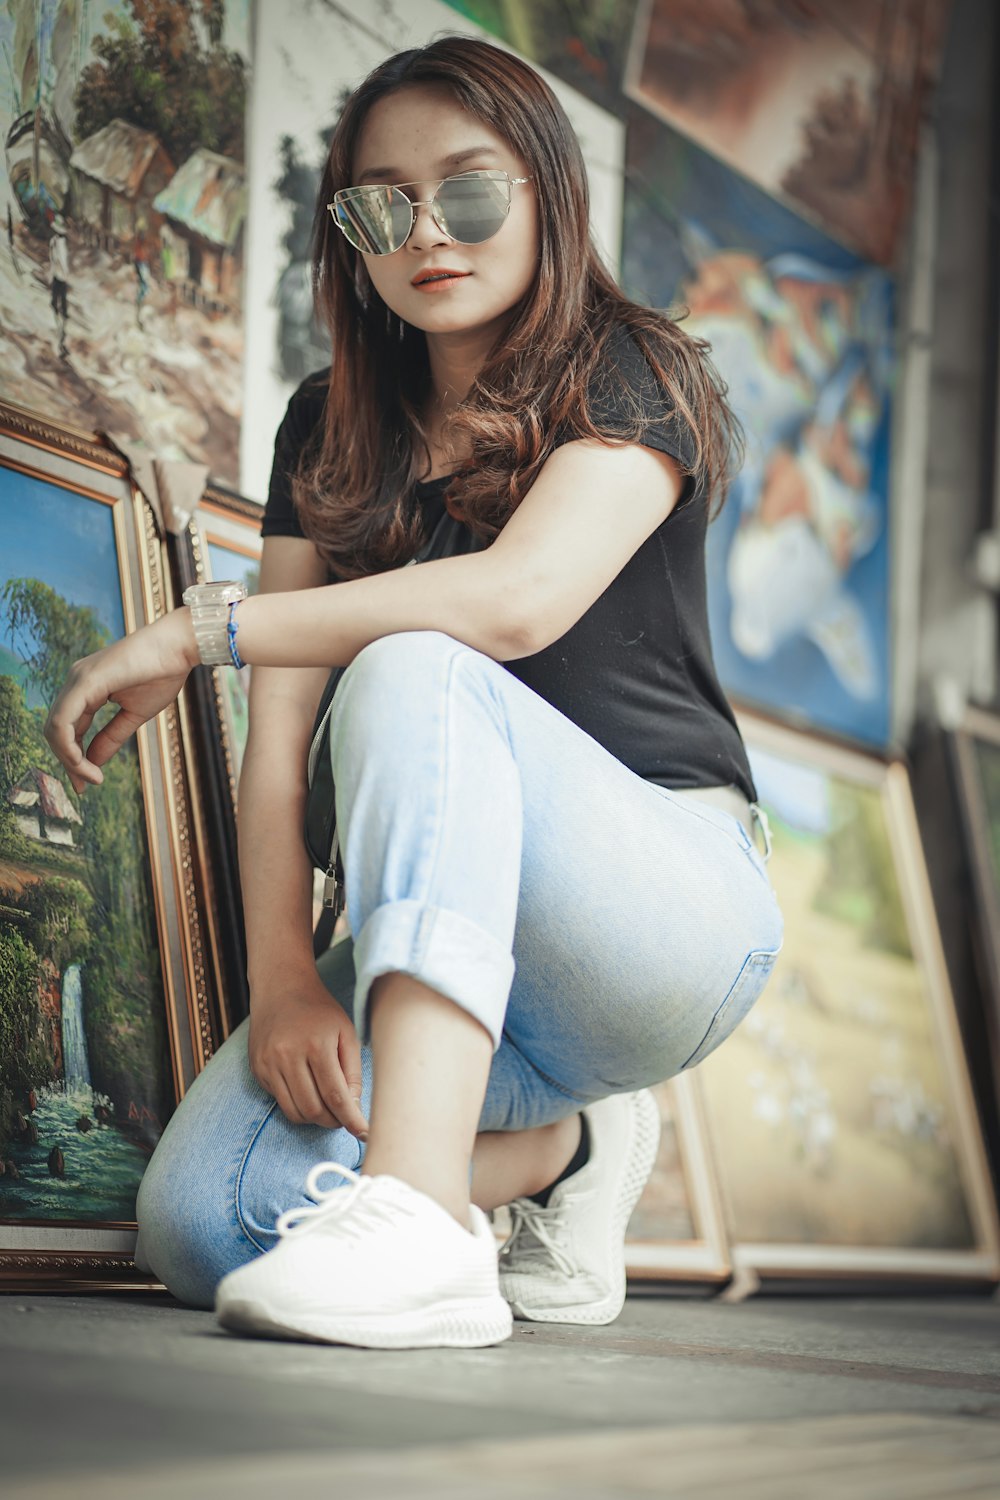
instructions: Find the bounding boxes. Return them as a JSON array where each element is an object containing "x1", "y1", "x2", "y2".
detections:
[
  {"x1": 275, "y1": 1161, "x2": 414, "y2": 1242},
  {"x1": 501, "y1": 1196, "x2": 582, "y2": 1279}
]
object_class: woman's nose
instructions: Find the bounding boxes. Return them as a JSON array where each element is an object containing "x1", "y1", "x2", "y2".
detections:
[{"x1": 406, "y1": 197, "x2": 453, "y2": 252}]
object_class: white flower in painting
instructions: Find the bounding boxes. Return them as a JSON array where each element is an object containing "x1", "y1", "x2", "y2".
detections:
[{"x1": 753, "y1": 1092, "x2": 785, "y2": 1125}]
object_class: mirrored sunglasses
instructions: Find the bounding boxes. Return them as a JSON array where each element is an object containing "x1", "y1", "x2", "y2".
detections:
[{"x1": 328, "y1": 169, "x2": 532, "y2": 256}]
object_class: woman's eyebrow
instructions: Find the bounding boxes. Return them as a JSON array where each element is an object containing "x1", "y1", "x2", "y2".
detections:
[{"x1": 356, "y1": 146, "x2": 500, "y2": 185}]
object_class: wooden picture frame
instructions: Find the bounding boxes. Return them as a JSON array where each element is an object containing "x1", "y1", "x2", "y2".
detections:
[
  {"x1": 169, "y1": 490, "x2": 263, "y2": 1035},
  {"x1": 0, "y1": 403, "x2": 216, "y2": 1290},
  {"x1": 625, "y1": 1073, "x2": 731, "y2": 1283},
  {"x1": 691, "y1": 712, "x2": 1000, "y2": 1285},
  {"x1": 948, "y1": 707, "x2": 1000, "y2": 1119}
]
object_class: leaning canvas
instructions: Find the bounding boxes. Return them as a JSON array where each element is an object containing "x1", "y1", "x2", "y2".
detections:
[{"x1": 691, "y1": 714, "x2": 1000, "y2": 1283}]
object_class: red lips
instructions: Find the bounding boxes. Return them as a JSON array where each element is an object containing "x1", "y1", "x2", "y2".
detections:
[{"x1": 410, "y1": 267, "x2": 472, "y2": 287}]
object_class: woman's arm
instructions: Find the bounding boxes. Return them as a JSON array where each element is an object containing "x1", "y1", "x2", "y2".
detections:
[
  {"x1": 235, "y1": 536, "x2": 369, "y2": 1137},
  {"x1": 236, "y1": 438, "x2": 683, "y2": 667},
  {"x1": 237, "y1": 539, "x2": 328, "y2": 993},
  {"x1": 43, "y1": 438, "x2": 682, "y2": 781}
]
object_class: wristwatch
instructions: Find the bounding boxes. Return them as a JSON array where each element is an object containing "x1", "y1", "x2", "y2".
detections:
[{"x1": 181, "y1": 580, "x2": 248, "y2": 667}]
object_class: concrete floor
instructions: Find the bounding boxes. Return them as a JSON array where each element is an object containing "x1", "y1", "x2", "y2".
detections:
[{"x1": 2, "y1": 1288, "x2": 999, "y2": 1498}]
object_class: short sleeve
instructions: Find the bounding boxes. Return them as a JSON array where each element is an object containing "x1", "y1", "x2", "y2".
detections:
[
  {"x1": 260, "y1": 369, "x2": 330, "y2": 540},
  {"x1": 568, "y1": 325, "x2": 699, "y2": 486}
]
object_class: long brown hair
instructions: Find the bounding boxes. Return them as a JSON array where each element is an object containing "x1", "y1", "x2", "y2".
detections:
[{"x1": 293, "y1": 36, "x2": 741, "y2": 580}]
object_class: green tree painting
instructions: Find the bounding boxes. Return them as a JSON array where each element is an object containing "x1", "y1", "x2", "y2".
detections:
[
  {"x1": 73, "y1": 0, "x2": 246, "y2": 170},
  {"x1": 0, "y1": 577, "x2": 170, "y2": 1176}
]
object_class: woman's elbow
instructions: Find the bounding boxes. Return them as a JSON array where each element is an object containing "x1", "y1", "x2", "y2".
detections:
[{"x1": 487, "y1": 603, "x2": 567, "y2": 661}]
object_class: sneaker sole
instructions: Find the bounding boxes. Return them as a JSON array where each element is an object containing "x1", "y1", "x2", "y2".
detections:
[
  {"x1": 503, "y1": 1088, "x2": 662, "y2": 1326},
  {"x1": 217, "y1": 1293, "x2": 513, "y2": 1350}
]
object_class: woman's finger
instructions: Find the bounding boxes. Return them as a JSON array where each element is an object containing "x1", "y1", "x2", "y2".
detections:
[
  {"x1": 308, "y1": 1045, "x2": 369, "y2": 1140},
  {"x1": 45, "y1": 680, "x2": 109, "y2": 781},
  {"x1": 86, "y1": 706, "x2": 150, "y2": 767},
  {"x1": 268, "y1": 1070, "x2": 310, "y2": 1128},
  {"x1": 283, "y1": 1059, "x2": 346, "y2": 1131},
  {"x1": 337, "y1": 1026, "x2": 368, "y2": 1130}
]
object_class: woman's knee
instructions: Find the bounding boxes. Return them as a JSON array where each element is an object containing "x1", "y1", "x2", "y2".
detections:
[
  {"x1": 135, "y1": 1143, "x2": 253, "y2": 1308},
  {"x1": 342, "y1": 630, "x2": 465, "y2": 697},
  {"x1": 133, "y1": 1021, "x2": 271, "y2": 1306}
]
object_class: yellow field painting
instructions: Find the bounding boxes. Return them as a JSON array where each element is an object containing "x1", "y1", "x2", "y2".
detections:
[{"x1": 697, "y1": 771, "x2": 975, "y2": 1252}]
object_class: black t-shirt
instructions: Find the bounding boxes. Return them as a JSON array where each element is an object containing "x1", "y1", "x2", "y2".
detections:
[{"x1": 261, "y1": 328, "x2": 756, "y2": 801}]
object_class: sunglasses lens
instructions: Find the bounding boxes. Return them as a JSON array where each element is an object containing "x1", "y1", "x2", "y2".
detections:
[
  {"x1": 434, "y1": 171, "x2": 511, "y2": 244},
  {"x1": 333, "y1": 186, "x2": 412, "y2": 254}
]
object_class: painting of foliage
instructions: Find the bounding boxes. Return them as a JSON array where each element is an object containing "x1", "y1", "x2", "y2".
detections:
[
  {"x1": 442, "y1": 0, "x2": 640, "y2": 112},
  {"x1": 0, "y1": 470, "x2": 171, "y2": 1223},
  {"x1": 696, "y1": 735, "x2": 977, "y2": 1253}
]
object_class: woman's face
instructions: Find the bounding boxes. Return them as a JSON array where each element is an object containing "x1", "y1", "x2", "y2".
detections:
[{"x1": 349, "y1": 85, "x2": 539, "y2": 346}]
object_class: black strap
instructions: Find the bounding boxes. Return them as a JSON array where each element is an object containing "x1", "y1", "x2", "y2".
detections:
[{"x1": 312, "y1": 905, "x2": 338, "y2": 958}]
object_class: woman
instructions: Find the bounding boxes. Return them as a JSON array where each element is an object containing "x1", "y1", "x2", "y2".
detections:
[{"x1": 44, "y1": 38, "x2": 782, "y2": 1350}]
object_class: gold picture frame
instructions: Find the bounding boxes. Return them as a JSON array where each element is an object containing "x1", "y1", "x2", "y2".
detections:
[
  {"x1": 0, "y1": 403, "x2": 216, "y2": 1290},
  {"x1": 169, "y1": 490, "x2": 263, "y2": 1036}
]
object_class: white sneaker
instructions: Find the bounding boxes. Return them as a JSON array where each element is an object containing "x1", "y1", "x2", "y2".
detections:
[
  {"x1": 215, "y1": 1162, "x2": 512, "y2": 1349},
  {"x1": 498, "y1": 1089, "x2": 661, "y2": 1325}
]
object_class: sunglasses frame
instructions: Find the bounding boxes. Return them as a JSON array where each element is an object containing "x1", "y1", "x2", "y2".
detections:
[{"x1": 327, "y1": 168, "x2": 533, "y2": 255}]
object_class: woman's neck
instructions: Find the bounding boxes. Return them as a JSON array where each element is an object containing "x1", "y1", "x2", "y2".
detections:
[{"x1": 424, "y1": 308, "x2": 515, "y2": 409}]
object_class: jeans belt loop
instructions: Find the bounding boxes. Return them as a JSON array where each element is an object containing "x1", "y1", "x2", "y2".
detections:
[{"x1": 673, "y1": 785, "x2": 772, "y2": 862}]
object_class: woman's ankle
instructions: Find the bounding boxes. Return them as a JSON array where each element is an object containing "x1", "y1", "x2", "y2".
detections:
[
  {"x1": 360, "y1": 1152, "x2": 473, "y2": 1230},
  {"x1": 529, "y1": 1113, "x2": 588, "y2": 1207}
]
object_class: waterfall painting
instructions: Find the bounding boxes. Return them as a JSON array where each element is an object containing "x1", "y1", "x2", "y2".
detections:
[{"x1": 0, "y1": 405, "x2": 215, "y2": 1289}]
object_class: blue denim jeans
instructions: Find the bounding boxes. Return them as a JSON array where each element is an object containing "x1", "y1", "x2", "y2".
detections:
[{"x1": 136, "y1": 630, "x2": 783, "y2": 1306}]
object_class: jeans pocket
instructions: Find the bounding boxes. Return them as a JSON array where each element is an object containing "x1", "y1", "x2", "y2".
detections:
[{"x1": 681, "y1": 946, "x2": 781, "y2": 1071}]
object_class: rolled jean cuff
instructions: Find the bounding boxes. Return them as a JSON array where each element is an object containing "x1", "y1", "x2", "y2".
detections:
[{"x1": 351, "y1": 899, "x2": 516, "y2": 1052}]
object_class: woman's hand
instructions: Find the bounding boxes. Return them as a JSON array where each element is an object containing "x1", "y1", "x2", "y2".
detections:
[
  {"x1": 44, "y1": 609, "x2": 199, "y2": 793},
  {"x1": 249, "y1": 970, "x2": 369, "y2": 1139}
]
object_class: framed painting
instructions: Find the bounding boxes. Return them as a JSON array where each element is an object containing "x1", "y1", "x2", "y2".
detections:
[
  {"x1": 490, "y1": 1076, "x2": 731, "y2": 1284},
  {"x1": 169, "y1": 490, "x2": 263, "y2": 1035},
  {"x1": 0, "y1": 404, "x2": 216, "y2": 1290},
  {"x1": 948, "y1": 707, "x2": 1000, "y2": 1116},
  {"x1": 625, "y1": 0, "x2": 952, "y2": 266},
  {"x1": 0, "y1": 1, "x2": 251, "y2": 487},
  {"x1": 441, "y1": 0, "x2": 642, "y2": 115},
  {"x1": 691, "y1": 712, "x2": 1000, "y2": 1283},
  {"x1": 625, "y1": 1074, "x2": 730, "y2": 1282},
  {"x1": 622, "y1": 109, "x2": 894, "y2": 748}
]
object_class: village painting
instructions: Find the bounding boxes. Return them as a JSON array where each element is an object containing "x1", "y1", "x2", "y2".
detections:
[
  {"x1": 1, "y1": 0, "x2": 250, "y2": 487},
  {"x1": 0, "y1": 468, "x2": 173, "y2": 1224}
]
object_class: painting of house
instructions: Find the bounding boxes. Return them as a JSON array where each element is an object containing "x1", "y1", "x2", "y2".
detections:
[
  {"x1": 7, "y1": 767, "x2": 83, "y2": 847},
  {"x1": 0, "y1": 0, "x2": 250, "y2": 487},
  {"x1": 70, "y1": 119, "x2": 174, "y2": 252},
  {"x1": 154, "y1": 149, "x2": 246, "y2": 313}
]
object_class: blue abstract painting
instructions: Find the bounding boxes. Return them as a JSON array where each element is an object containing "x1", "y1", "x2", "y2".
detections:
[{"x1": 623, "y1": 108, "x2": 894, "y2": 747}]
